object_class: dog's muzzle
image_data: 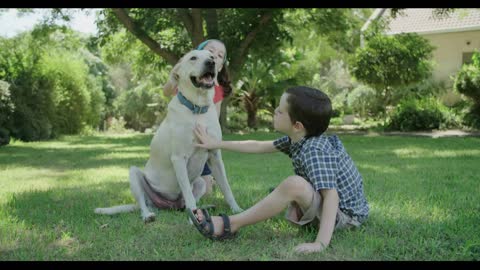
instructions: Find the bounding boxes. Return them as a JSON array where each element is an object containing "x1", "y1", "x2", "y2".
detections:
[{"x1": 190, "y1": 60, "x2": 216, "y2": 89}]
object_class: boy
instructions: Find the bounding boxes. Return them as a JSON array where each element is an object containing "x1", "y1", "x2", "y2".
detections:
[{"x1": 188, "y1": 86, "x2": 369, "y2": 254}]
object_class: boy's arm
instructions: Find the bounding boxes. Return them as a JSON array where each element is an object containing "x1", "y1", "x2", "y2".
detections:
[
  {"x1": 194, "y1": 124, "x2": 278, "y2": 154},
  {"x1": 294, "y1": 188, "x2": 339, "y2": 254},
  {"x1": 315, "y1": 189, "x2": 339, "y2": 247},
  {"x1": 217, "y1": 140, "x2": 277, "y2": 153}
]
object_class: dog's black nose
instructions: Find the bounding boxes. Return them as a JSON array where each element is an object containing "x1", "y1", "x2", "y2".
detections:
[{"x1": 205, "y1": 59, "x2": 215, "y2": 67}]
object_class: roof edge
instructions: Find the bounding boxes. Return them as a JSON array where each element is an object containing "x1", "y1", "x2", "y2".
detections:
[
  {"x1": 386, "y1": 25, "x2": 480, "y2": 36},
  {"x1": 361, "y1": 8, "x2": 387, "y2": 32}
]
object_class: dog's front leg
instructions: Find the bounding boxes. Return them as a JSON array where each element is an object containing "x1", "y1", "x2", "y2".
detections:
[
  {"x1": 170, "y1": 155, "x2": 197, "y2": 211},
  {"x1": 207, "y1": 150, "x2": 243, "y2": 213}
]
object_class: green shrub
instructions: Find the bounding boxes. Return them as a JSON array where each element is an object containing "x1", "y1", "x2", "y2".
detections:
[
  {"x1": 105, "y1": 116, "x2": 134, "y2": 134},
  {"x1": 114, "y1": 84, "x2": 167, "y2": 132},
  {"x1": 0, "y1": 35, "x2": 55, "y2": 141},
  {"x1": 453, "y1": 51, "x2": 480, "y2": 128},
  {"x1": 394, "y1": 79, "x2": 446, "y2": 104},
  {"x1": 331, "y1": 89, "x2": 349, "y2": 116},
  {"x1": 8, "y1": 71, "x2": 56, "y2": 141},
  {"x1": 462, "y1": 104, "x2": 480, "y2": 129},
  {"x1": 1, "y1": 30, "x2": 109, "y2": 141},
  {"x1": 388, "y1": 98, "x2": 447, "y2": 131},
  {"x1": 0, "y1": 80, "x2": 14, "y2": 145},
  {"x1": 36, "y1": 51, "x2": 93, "y2": 135},
  {"x1": 351, "y1": 32, "x2": 434, "y2": 106},
  {"x1": 0, "y1": 127, "x2": 10, "y2": 146},
  {"x1": 84, "y1": 74, "x2": 107, "y2": 128},
  {"x1": 227, "y1": 106, "x2": 248, "y2": 132},
  {"x1": 347, "y1": 84, "x2": 378, "y2": 117},
  {"x1": 454, "y1": 52, "x2": 480, "y2": 99},
  {"x1": 329, "y1": 117, "x2": 343, "y2": 126}
]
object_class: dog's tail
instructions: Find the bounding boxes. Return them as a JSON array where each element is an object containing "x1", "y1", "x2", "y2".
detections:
[{"x1": 94, "y1": 204, "x2": 139, "y2": 215}]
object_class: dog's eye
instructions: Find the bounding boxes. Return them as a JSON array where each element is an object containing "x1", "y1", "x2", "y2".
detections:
[{"x1": 190, "y1": 56, "x2": 198, "y2": 61}]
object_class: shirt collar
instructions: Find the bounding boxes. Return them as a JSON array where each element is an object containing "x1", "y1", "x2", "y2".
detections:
[{"x1": 290, "y1": 136, "x2": 308, "y2": 154}]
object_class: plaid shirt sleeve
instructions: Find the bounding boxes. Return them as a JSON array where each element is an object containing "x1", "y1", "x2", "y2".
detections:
[
  {"x1": 303, "y1": 148, "x2": 338, "y2": 190},
  {"x1": 273, "y1": 136, "x2": 291, "y2": 156}
]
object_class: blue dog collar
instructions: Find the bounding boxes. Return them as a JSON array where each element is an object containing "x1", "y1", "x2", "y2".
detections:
[{"x1": 177, "y1": 91, "x2": 209, "y2": 114}]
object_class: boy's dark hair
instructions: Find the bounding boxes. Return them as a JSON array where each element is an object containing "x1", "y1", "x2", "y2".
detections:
[{"x1": 285, "y1": 86, "x2": 332, "y2": 137}]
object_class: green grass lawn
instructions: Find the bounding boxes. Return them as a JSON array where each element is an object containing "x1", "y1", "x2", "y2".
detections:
[{"x1": 0, "y1": 132, "x2": 479, "y2": 261}]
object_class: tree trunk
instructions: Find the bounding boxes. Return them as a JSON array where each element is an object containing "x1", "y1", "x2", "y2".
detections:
[
  {"x1": 229, "y1": 10, "x2": 274, "y2": 82},
  {"x1": 111, "y1": 8, "x2": 179, "y2": 65},
  {"x1": 247, "y1": 108, "x2": 258, "y2": 128},
  {"x1": 177, "y1": 8, "x2": 205, "y2": 47},
  {"x1": 206, "y1": 10, "x2": 272, "y2": 132},
  {"x1": 204, "y1": 9, "x2": 219, "y2": 39},
  {"x1": 219, "y1": 96, "x2": 230, "y2": 133},
  {"x1": 191, "y1": 9, "x2": 205, "y2": 46},
  {"x1": 243, "y1": 90, "x2": 259, "y2": 128}
]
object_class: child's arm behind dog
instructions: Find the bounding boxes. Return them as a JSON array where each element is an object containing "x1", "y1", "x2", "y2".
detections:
[{"x1": 194, "y1": 124, "x2": 277, "y2": 154}]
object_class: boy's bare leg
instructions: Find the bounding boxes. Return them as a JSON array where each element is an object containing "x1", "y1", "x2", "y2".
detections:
[{"x1": 194, "y1": 175, "x2": 316, "y2": 236}]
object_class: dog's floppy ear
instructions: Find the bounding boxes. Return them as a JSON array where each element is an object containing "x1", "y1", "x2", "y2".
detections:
[{"x1": 169, "y1": 56, "x2": 183, "y2": 83}]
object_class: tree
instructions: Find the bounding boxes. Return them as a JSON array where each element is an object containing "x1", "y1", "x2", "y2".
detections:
[
  {"x1": 82, "y1": 8, "x2": 357, "y2": 130},
  {"x1": 34, "y1": 8, "x2": 365, "y2": 129},
  {"x1": 0, "y1": 24, "x2": 109, "y2": 141},
  {"x1": 350, "y1": 25, "x2": 435, "y2": 110},
  {"x1": 235, "y1": 50, "x2": 299, "y2": 128}
]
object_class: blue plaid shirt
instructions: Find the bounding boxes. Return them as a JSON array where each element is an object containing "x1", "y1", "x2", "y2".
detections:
[{"x1": 274, "y1": 134, "x2": 369, "y2": 220}]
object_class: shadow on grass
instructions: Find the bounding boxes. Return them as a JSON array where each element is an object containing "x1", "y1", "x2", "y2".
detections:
[
  {"x1": 1, "y1": 181, "x2": 193, "y2": 259},
  {"x1": 61, "y1": 133, "x2": 153, "y2": 147},
  {"x1": 0, "y1": 135, "x2": 154, "y2": 171},
  {"x1": 0, "y1": 178, "x2": 286, "y2": 260}
]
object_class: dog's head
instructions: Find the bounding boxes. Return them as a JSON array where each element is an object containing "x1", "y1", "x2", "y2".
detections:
[{"x1": 171, "y1": 50, "x2": 217, "y2": 91}]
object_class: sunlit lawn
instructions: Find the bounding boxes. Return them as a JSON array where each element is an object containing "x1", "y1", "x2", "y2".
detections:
[{"x1": 0, "y1": 132, "x2": 479, "y2": 260}]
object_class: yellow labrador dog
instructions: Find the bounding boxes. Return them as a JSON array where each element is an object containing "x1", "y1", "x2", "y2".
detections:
[{"x1": 95, "y1": 50, "x2": 243, "y2": 222}]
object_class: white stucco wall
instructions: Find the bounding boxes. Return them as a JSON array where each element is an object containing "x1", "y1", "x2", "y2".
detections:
[{"x1": 421, "y1": 30, "x2": 480, "y2": 85}]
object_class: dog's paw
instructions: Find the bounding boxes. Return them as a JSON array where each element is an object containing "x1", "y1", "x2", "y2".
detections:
[
  {"x1": 231, "y1": 206, "x2": 244, "y2": 213},
  {"x1": 142, "y1": 212, "x2": 156, "y2": 223},
  {"x1": 94, "y1": 208, "x2": 105, "y2": 214}
]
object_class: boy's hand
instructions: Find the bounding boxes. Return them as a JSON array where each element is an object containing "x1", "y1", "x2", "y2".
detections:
[
  {"x1": 294, "y1": 242, "x2": 327, "y2": 254},
  {"x1": 194, "y1": 124, "x2": 220, "y2": 150}
]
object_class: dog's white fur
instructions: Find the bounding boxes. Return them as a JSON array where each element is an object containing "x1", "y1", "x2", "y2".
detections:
[{"x1": 94, "y1": 50, "x2": 242, "y2": 222}]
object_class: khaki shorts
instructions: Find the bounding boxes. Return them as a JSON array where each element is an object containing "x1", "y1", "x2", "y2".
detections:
[{"x1": 285, "y1": 190, "x2": 364, "y2": 230}]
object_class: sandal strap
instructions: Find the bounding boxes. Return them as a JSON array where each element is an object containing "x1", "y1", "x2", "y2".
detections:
[
  {"x1": 189, "y1": 209, "x2": 237, "y2": 241},
  {"x1": 202, "y1": 208, "x2": 212, "y2": 223},
  {"x1": 197, "y1": 208, "x2": 214, "y2": 236},
  {"x1": 219, "y1": 213, "x2": 231, "y2": 234},
  {"x1": 189, "y1": 208, "x2": 214, "y2": 238}
]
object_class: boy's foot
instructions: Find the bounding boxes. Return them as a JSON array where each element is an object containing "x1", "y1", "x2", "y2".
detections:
[{"x1": 187, "y1": 208, "x2": 237, "y2": 240}]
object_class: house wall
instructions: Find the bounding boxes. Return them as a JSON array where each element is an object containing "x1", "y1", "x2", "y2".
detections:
[
  {"x1": 422, "y1": 30, "x2": 480, "y2": 82},
  {"x1": 420, "y1": 30, "x2": 480, "y2": 105}
]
